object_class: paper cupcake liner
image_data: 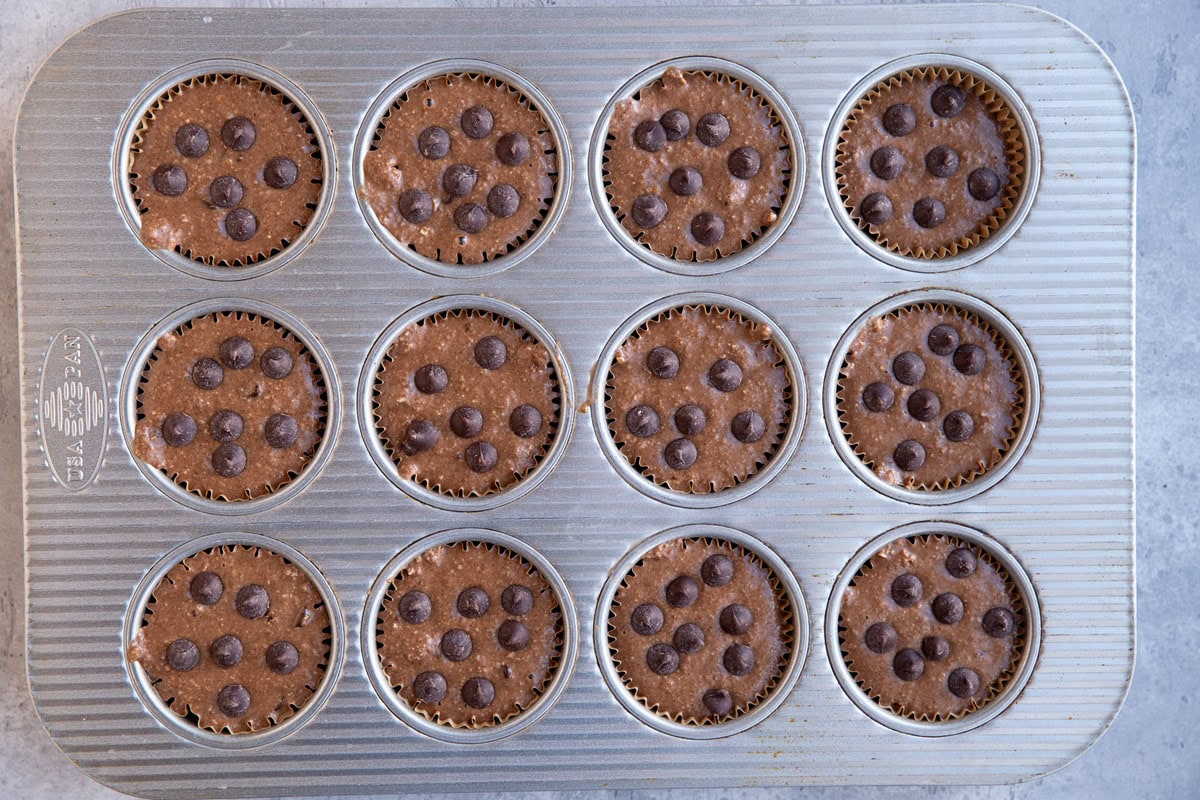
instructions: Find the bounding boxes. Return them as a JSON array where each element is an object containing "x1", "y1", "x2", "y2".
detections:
[{"x1": 835, "y1": 66, "x2": 1027, "y2": 259}]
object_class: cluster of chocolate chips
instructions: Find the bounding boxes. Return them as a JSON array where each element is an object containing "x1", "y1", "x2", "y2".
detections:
[
  {"x1": 164, "y1": 571, "x2": 301, "y2": 718},
  {"x1": 161, "y1": 335, "x2": 299, "y2": 477},
  {"x1": 860, "y1": 323, "x2": 984, "y2": 473},
  {"x1": 399, "y1": 105, "x2": 530, "y2": 236},
  {"x1": 151, "y1": 118, "x2": 301, "y2": 242},
  {"x1": 627, "y1": 107, "x2": 763, "y2": 246}
]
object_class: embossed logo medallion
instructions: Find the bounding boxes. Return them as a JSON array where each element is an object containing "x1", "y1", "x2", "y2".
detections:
[{"x1": 37, "y1": 328, "x2": 107, "y2": 491}]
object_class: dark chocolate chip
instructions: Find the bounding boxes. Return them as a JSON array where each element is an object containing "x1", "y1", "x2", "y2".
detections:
[
  {"x1": 723, "y1": 643, "x2": 755, "y2": 676},
  {"x1": 265, "y1": 641, "x2": 299, "y2": 675},
  {"x1": 931, "y1": 84, "x2": 967, "y2": 118},
  {"x1": 883, "y1": 103, "x2": 917, "y2": 137},
  {"x1": 217, "y1": 684, "x2": 251, "y2": 717},
  {"x1": 260, "y1": 346, "x2": 294, "y2": 379},
  {"x1": 191, "y1": 572, "x2": 224, "y2": 605},
  {"x1": 166, "y1": 638, "x2": 200, "y2": 671},
  {"x1": 209, "y1": 175, "x2": 244, "y2": 208},
  {"x1": 892, "y1": 648, "x2": 925, "y2": 681},
  {"x1": 192, "y1": 357, "x2": 224, "y2": 390},
  {"x1": 496, "y1": 131, "x2": 530, "y2": 165},
  {"x1": 932, "y1": 592, "x2": 965, "y2": 624},
  {"x1": 728, "y1": 146, "x2": 762, "y2": 179},
  {"x1": 691, "y1": 211, "x2": 726, "y2": 246},
  {"x1": 673, "y1": 622, "x2": 705, "y2": 654},
  {"x1": 912, "y1": 197, "x2": 946, "y2": 229},
  {"x1": 660, "y1": 109, "x2": 690, "y2": 141},
  {"x1": 631, "y1": 194, "x2": 668, "y2": 229},
  {"x1": 968, "y1": 167, "x2": 1002, "y2": 201},
  {"x1": 449, "y1": 406, "x2": 483, "y2": 438},
  {"x1": 865, "y1": 622, "x2": 897, "y2": 654},
  {"x1": 399, "y1": 188, "x2": 433, "y2": 224},
  {"x1": 414, "y1": 671, "x2": 448, "y2": 703},
  {"x1": 418, "y1": 126, "x2": 451, "y2": 160},
  {"x1": 464, "y1": 441, "x2": 498, "y2": 473},
  {"x1": 263, "y1": 156, "x2": 298, "y2": 189},
  {"x1": 398, "y1": 590, "x2": 432, "y2": 624},
  {"x1": 719, "y1": 604, "x2": 754, "y2": 635},
  {"x1": 210, "y1": 634, "x2": 244, "y2": 667},
  {"x1": 696, "y1": 112, "x2": 730, "y2": 147},
  {"x1": 224, "y1": 207, "x2": 258, "y2": 241},
  {"x1": 634, "y1": 119, "x2": 667, "y2": 152},
  {"x1": 264, "y1": 414, "x2": 299, "y2": 448},
  {"x1": 927, "y1": 324, "x2": 960, "y2": 356},
  {"x1": 221, "y1": 116, "x2": 256, "y2": 151},
  {"x1": 702, "y1": 688, "x2": 733, "y2": 716},
  {"x1": 462, "y1": 677, "x2": 495, "y2": 709},
  {"x1": 402, "y1": 419, "x2": 438, "y2": 455},
  {"x1": 646, "y1": 643, "x2": 680, "y2": 675},
  {"x1": 922, "y1": 635, "x2": 951, "y2": 662},
  {"x1": 457, "y1": 587, "x2": 490, "y2": 618},
  {"x1": 943, "y1": 410, "x2": 976, "y2": 442},
  {"x1": 219, "y1": 336, "x2": 254, "y2": 370},
  {"x1": 442, "y1": 164, "x2": 478, "y2": 198},
  {"x1": 708, "y1": 358, "x2": 743, "y2": 392},
  {"x1": 162, "y1": 412, "x2": 196, "y2": 447},
  {"x1": 945, "y1": 547, "x2": 978, "y2": 578},
  {"x1": 414, "y1": 364, "x2": 448, "y2": 394},
  {"x1": 211, "y1": 443, "x2": 246, "y2": 477},
  {"x1": 953, "y1": 344, "x2": 986, "y2": 375},
  {"x1": 208, "y1": 410, "x2": 244, "y2": 443},
  {"x1": 666, "y1": 575, "x2": 700, "y2": 608},
  {"x1": 862, "y1": 382, "x2": 895, "y2": 412},
  {"x1": 440, "y1": 629, "x2": 473, "y2": 661},
  {"x1": 487, "y1": 183, "x2": 520, "y2": 218},
  {"x1": 925, "y1": 145, "x2": 960, "y2": 178},
  {"x1": 460, "y1": 105, "x2": 494, "y2": 139},
  {"x1": 235, "y1": 584, "x2": 269, "y2": 620},
  {"x1": 474, "y1": 336, "x2": 507, "y2": 369},
  {"x1": 983, "y1": 607, "x2": 1016, "y2": 638},
  {"x1": 730, "y1": 410, "x2": 766, "y2": 444},
  {"x1": 701, "y1": 554, "x2": 734, "y2": 587},
  {"x1": 152, "y1": 164, "x2": 188, "y2": 196},
  {"x1": 892, "y1": 351, "x2": 926, "y2": 385},
  {"x1": 174, "y1": 123, "x2": 209, "y2": 158},
  {"x1": 894, "y1": 439, "x2": 926, "y2": 471},
  {"x1": 664, "y1": 438, "x2": 697, "y2": 470},
  {"x1": 674, "y1": 404, "x2": 707, "y2": 435},
  {"x1": 870, "y1": 147, "x2": 905, "y2": 180},
  {"x1": 669, "y1": 166, "x2": 703, "y2": 196},
  {"x1": 497, "y1": 619, "x2": 530, "y2": 651},
  {"x1": 625, "y1": 404, "x2": 660, "y2": 437},
  {"x1": 907, "y1": 388, "x2": 941, "y2": 422},
  {"x1": 860, "y1": 192, "x2": 894, "y2": 225},
  {"x1": 509, "y1": 404, "x2": 543, "y2": 438},
  {"x1": 502, "y1": 584, "x2": 534, "y2": 615},
  {"x1": 647, "y1": 346, "x2": 680, "y2": 378},
  {"x1": 948, "y1": 666, "x2": 981, "y2": 698},
  {"x1": 891, "y1": 573, "x2": 923, "y2": 607},
  {"x1": 630, "y1": 603, "x2": 664, "y2": 636}
]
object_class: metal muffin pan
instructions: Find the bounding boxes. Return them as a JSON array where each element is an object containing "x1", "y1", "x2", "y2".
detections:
[{"x1": 15, "y1": 5, "x2": 1134, "y2": 795}]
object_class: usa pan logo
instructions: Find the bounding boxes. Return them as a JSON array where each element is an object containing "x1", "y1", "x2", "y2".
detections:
[{"x1": 37, "y1": 328, "x2": 107, "y2": 491}]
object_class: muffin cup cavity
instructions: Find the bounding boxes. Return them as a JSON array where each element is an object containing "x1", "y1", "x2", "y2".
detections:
[
  {"x1": 123, "y1": 532, "x2": 345, "y2": 748},
  {"x1": 354, "y1": 60, "x2": 571, "y2": 278},
  {"x1": 825, "y1": 521, "x2": 1041, "y2": 736},
  {"x1": 590, "y1": 56, "x2": 805, "y2": 276},
  {"x1": 115, "y1": 59, "x2": 335, "y2": 281}
]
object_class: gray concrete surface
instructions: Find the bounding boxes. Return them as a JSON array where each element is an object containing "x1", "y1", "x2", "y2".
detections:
[{"x1": 2, "y1": 0, "x2": 1195, "y2": 798}]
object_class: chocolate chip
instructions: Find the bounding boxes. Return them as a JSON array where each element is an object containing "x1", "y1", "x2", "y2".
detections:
[
  {"x1": 487, "y1": 183, "x2": 520, "y2": 218},
  {"x1": 968, "y1": 167, "x2": 1002, "y2": 201},
  {"x1": 892, "y1": 648, "x2": 925, "y2": 681},
  {"x1": 728, "y1": 146, "x2": 762, "y2": 179},
  {"x1": 414, "y1": 671, "x2": 447, "y2": 703},
  {"x1": 946, "y1": 666, "x2": 981, "y2": 699},
  {"x1": 862, "y1": 382, "x2": 895, "y2": 412},
  {"x1": 219, "y1": 336, "x2": 254, "y2": 370},
  {"x1": 730, "y1": 410, "x2": 766, "y2": 444},
  {"x1": 927, "y1": 324, "x2": 960, "y2": 356},
  {"x1": 209, "y1": 175, "x2": 244, "y2": 208},
  {"x1": 723, "y1": 643, "x2": 755, "y2": 676},
  {"x1": 632, "y1": 194, "x2": 668, "y2": 229},
  {"x1": 152, "y1": 164, "x2": 187, "y2": 196},
  {"x1": 922, "y1": 635, "x2": 951, "y2": 662},
  {"x1": 983, "y1": 607, "x2": 1016, "y2": 638},
  {"x1": 413, "y1": 364, "x2": 448, "y2": 395},
  {"x1": 931, "y1": 84, "x2": 967, "y2": 118},
  {"x1": 191, "y1": 572, "x2": 224, "y2": 605},
  {"x1": 913, "y1": 197, "x2": 946, "y2": 229},
  {"x1": 702, "y1": 688, "x2": 733, "y2": 716},
  {"x1": 625, "y1": 404, "x2": 660, "y2": 437},
  {"x1": 646, "y1": 643, "x2": 680, "y2": 675},
  {"x1": 925, "y1": 145, "x2": 960, "y2": 178},
  {"x1": 208, "y1": 410, "x2": 244, "y2": 443},
  {"x1": 669, "y1": 166, "x2": 703, "y2": 196},
  {"x1": 462, "y1": 677, "x2": 495, "y2": 709},
  {"x1": 224, "y1": 208, "x2": 258, "y2": 241},
  {"x1": 943, "y1": 410, "x2": 976, "y2": 442},
  {"x1": 166, "y1": 639, "x2": 200, "y2": 671},
  {"x1": 860, "y1": 192, "x2": 893, "y2": 225},
  {"x1": 449, "y1": 406, "x2": 483, "y2": 438},
  {"x1": 510, "y1": 404, "x2": 543, "y2": 438},
  {"x1": 221, "y1": 116, "x2": 256, "y2": 151},
  {"x1": 661, "y1": 109, "x2": 690, "y2": 141},
  {"x1": 864, "y1": 622, "x2": 897, "y2": 654},
  {"x1": 883, "y1": 103, "x2": 917, "y2": 137},
  {"x1": 474, "y1": 336, "x2": 507, "y2": 369},
  {"x1": 162, "y1": 412, "x2": 196, "y2": 447},
  {"x1": 497, "y1": 619, "x2": 530, "y2": 651},
  {"x1": 664, "y1": 438, "x2": 697, "y2": 469},
  {"x1": 701, "y1": 554, "x2": 734, "y2": 587},
  {"x1": 211, "y1": 443, "x2": 246, "y2": 477},
  {"x1": 495, "y1": 131, "x2": 530, "y2": 165},
  {"x1": 891, "y1": 573, "x2": 923, "y2": 607},
  {"x1": 210, "y1": 634, "x2": 243, "y2": 667},
  {"x1": 666, "y1": 575, "x2": 700, "y2": 608},
  {"x1": 944, "y1": 547, "x2": 977, "y2": 578},
  {"x1": 502, "y1": 585, "x2": 534, "y2": 615},
  {"x1": 932, "y1": 592, "x2": 965, "y2": 624},
  {"x1": 630, "y1": 603, "x2": 664, "y2": 635},
  {"x1": 647, "y1": 346, "x2": 680, "y2": 378},
  {"x1": 398, "y1": 590, "x2": 432, "y2": 624},
  {"x1": 894, "y1": 439, "x2": 926, "y2": 471},
  {"x1": 264, "y1": 414, "x2": 299, "y2": 448},
  {"x1": 399, "y1": 188, "x2": 433, "y2": 224},
  {"x1": 175, "y1": 123, "x2": 209, "y2": 158},
  {"x1": 708, "y1": 358, "x2": 743, "y2": 392},
  {"x1": 634, "y1": 119, "x2": 667, "y2": 152},
  {"x1": 870, "y1": 147, "x2": 905, "y2": 180},
  {"x1": 674, "y1": 404, "x2": 707, "y2": 435},
  {"x1": 401, "y1": 419, "x2": 438, "y2": 455},
  {"x1": 892, "y1": 351, "x2": 925, "y2": 385},
  {"x1": 692, "y1": 211, "x2": 726, "y2": 246},
  {"x1": 696, "y1": 112, "x2": 730, "y2": 147},
  {"x1": 418, "y1": 126, "x2": 451, "y2": 160},
  {"x1": 907, "y1": 388, "x2": 941, "y2": 422},
  {"x1": 235, "y1": 584, "x2": 269, "y2": 619},
  {"x1": 673, "y1": 623, "x2": 705, "y2": 654},
  {"x1": 460, "y1": 105, "x2": 494, "y2": 139},
  {"x1": 217, "y1": 684, "x2": 251, "y2": 717},
  {"x1": 192, "y1": 357, "x2": 224, "y2": 390},
  {"x1": 464, "y1": 441, "x2": 498, "y2": 472},
  {"x1": 719, "y1": 604, "x2": 753, "y2": 635},
  {"x1": 953, "y1": 343, "x2": 986, "y2": 375},
  {"x1": 457, "y1": 587, "x2": 490, "y2": 618},
  {"x1": 260, "y1": 346, "x2": 294, "y2": 379},
  {"x1": 265, "y1": 641, "x2": 299, "y2": 675},
  {"x1": 261, "y1": 156, "x2": 298, "y2": 190},
  {"x1": 440, "y1": 629, "x2": 473, "y2": 661},
  {"x1": 442, "y1": 164, "x2": 478, "y2": 198}
]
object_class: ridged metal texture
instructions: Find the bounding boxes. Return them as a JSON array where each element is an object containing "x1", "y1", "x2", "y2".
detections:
[{"x1": 15, "y1": 5, "x2": 1134, "y2": 796}]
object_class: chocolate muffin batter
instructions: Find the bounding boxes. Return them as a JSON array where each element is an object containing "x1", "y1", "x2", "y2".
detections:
[
  {"x1": 128, "y1": 544, "x2": 331, "y2": 734},
  {"x1": 361, "y1": 72, "x2": 558, "y2": 265},
  {"x1": 839, "y1": 535, "x2": 1026, "y2": 721},
  {"x1": 133, "y1": 311, "x2": 326, "y2": 501},
  {"x1": 129, "y1": 74, "x2": 323, "y2": 266},
  {"x1": 377, "y1": 542, "x2": 563, "y2": 728},
  {"x1": 608, "y1": 538, "x2": 792, "y2": 724},
  {"x1": 604, "y1": 68, "x2": 791, "y2": 262},
  {"x1": 606, "y1": 305, "x2": 791, "y2": 493}
]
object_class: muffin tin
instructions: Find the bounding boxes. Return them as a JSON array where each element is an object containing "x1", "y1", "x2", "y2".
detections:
[{"x1": 15, "y1": 5, "x2": 1134, "y2": 795}]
